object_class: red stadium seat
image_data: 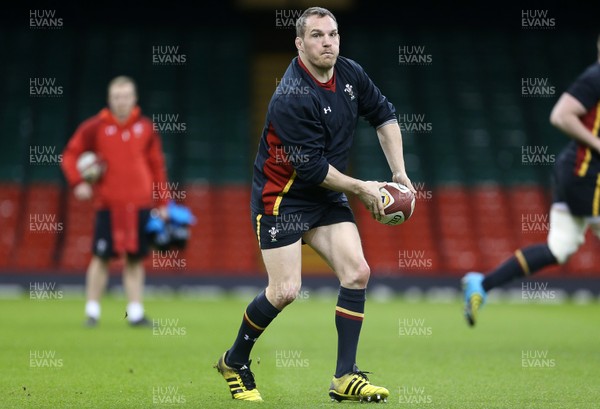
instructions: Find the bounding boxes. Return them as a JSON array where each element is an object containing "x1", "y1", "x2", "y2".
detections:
[
  {"x1": 471, "y1": 185, "x2": 519, "y2": 271},
  {"x1": 0, "y1": 183, "x2": 23, "y2": 268},
  {"x1": 434, "y1": 186, "x2": 480, "y2": 273},
  {"x1": 356, "y1": 195, "x2": 440, "y2": 276},
  {"x1": 564, "y1": 230, "x2": 600, "y2": 276},
  {"x1": 11, "y1": 184, "x2": 62, "y2": 271},
  {"x1": 8, "y1": 182, "x2": 598, "y2": 280},
  {"x1": 211, "y1": 185, "x2": 257, "y2": 273},
  {"x1": 168, "y1": 184, "x2": 258, "y2": 275},
  {"x1": 57, "y1": 190, "x2": 95, "y2": 273},
  {"x1": 507, "y1": 185, "x2": 551, "y2": 247}
]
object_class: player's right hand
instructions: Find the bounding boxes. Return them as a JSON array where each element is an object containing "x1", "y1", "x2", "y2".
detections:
[
  {"x1": 74, "y1": 182, "x2": 93, "y2": 201},
  {"x1": 358, "y1": 181, "x2": 386, "y2": 221}
]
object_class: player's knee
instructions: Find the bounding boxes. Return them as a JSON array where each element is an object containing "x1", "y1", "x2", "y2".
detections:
[
  {"x1": 341, "y1": 260, "x2": 370, "y2": 288},
  {"x1": 268, "y1": 280, "x2": 302, "y2": 307},
  {"x1": 125, "y1": 254, "x2": 144, "y2": 265},
  {"x1": 90, "y1": 255, "x2": 110, "y2": 271},
  {"x1": 547, "y1": 206, "x2": 586, "y2": 265},
  {"x1": 547, "y1": 236, "x2": 581, "y2": 264}
]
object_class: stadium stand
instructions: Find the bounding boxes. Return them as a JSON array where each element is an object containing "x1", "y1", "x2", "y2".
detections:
[{"x1": 2, "y1": 26, "x2": 599, "y2": 278}]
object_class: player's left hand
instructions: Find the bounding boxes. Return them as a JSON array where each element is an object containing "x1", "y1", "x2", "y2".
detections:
[
  {"x1": 392, "y1": 172, "x2": 416, "y2": 194},
  {"x1": 157, "y1": 205, "x2": 168, "y2": 220},
  {"x1": 74, "y1": 182, "x2": 93, "y2": 201}
]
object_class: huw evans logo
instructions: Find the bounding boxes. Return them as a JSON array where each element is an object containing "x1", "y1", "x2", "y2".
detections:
[
  {"x1": 152, "y1": 181, "x2": 187, "y2": 201},
  {"x1": 398, "y1": 318, "x2": 433, "y2": 336},
  {"x1": 275, "y1": 9, "x2": 302, "y2": 29},
  {"x1": 152, "y1": 318, "x2": 187, "y2": 336},
  {"x1": 29, "y1": 78, "x2": 63, "y2": 97},
  {"x1": 152, "y1": 386, "x2": 186, "y2": 404},
  {"x1": 30, "y1": 282, "x2": 63, "y2": 300},
  {"x1": 152, "y1": 113, "x2": 187, "y2": 133},
  {"x1": 275, "y1": 77, "x2": 310, "y2": 96},
  {"x1": 399, "y1": 250, "x2": 433, "y2": 270},
  {"x1": 29, "y1": 10, "x2": 63, "y2": 29},
  {"x1": 29, "y1": 214, "x2": 63, "y2": 233},
  {"x1": 398, "y1": 114, "x2": 432, "y2": 133},
  {"x1": 521, "y1": 213, "x2": 550, "y2": 233},
  {"x1": 29, "y1": 145, "x2": 62, "y2": 165},
  {"x1": 151, "y1": 250, "x2": 187, "y2": 270},
  {"x1": 398, "y1": 45, "x2": 432, "y2": 65},
  {"x1": 30, "y1": 350, "x2": 63, "y2": 367},
  {"x1": 275, "y1": 350, "x2": 309, "y2": 367},
  {"x1": 521, "y1": 145, "x2": 555, "y2": 165},
  {"x1": 522, "y1": 282, "x2": 556, "y2": 301},
  {"x1": 275, "y1": 213, "x2": 310, "y2": 234},
  {"x1": 152, "y1": 46, "x2": 186, "y2": 65},
  {"x1": 411, "y1": 182, "x2": 433, "y2": 201},
  {"x1": 521, "y1": 10, "x2": 555, "y2": 29},
  {"x1": 398, "y1": 386, "x2": 433, "y2": 405},
  {"x1": 521, "y1": 350, "x2": 556, "y2": 367},
  {"x1": 521, "y1": 78, "x2": 555, "y2": 97},
  {"x1": 274, "y1": 145, "x2": 310, "y2": 165}
]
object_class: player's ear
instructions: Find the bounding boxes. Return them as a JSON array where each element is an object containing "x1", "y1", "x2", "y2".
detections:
[{"x1": 295, "y1": 36, "x2": 303, "y2": 52}]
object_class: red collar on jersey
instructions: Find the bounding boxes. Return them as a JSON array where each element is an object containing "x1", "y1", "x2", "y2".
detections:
[{"x1": 298, "y1": 56, "x2": 336, "y2": 92}]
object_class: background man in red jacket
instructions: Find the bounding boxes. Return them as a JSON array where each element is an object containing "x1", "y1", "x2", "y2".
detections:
[{"x1": 61, "y1": 76, "x2": 169, "y2": 326}]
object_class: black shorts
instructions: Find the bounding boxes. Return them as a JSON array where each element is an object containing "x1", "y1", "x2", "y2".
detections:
[
  {"x1": 251, "y1": 202, "x2": 356, "y2": 250},
  {"x1": 92, "y1": 209, "x2": 151, "y2": 259},
  {"x1": 551, "y1": 158, "x2": 599, "y2": 216}
]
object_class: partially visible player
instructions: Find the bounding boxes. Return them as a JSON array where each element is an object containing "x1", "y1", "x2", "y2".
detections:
[
  {"x1": 463, "y1": 34, "x2": 600, "y2": 326},
  {"x1": 214, "y1": 6, "x2": 415, "y2": 403},
  {"x1": 61, "y1": 75, "x2": 169, "y2": 327}
]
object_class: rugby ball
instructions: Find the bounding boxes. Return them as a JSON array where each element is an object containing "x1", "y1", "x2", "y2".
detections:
[
  {"x1": 76, "y1": 151, "x2": 105, "y2": 183},
  {"x1": 378, "y1": 183, "x2": 415, "y2": 225}
]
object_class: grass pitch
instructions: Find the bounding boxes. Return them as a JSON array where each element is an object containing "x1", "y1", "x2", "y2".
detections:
[{"x1": 1, "y1": 292, "x2": 599, "y2": 408}]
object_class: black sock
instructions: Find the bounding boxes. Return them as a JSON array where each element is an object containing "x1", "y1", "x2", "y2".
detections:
[
  {"x1": 482, "y1": 244, "x2": 557, "y2": 292},
  {"x1": 226, "y1": 290, "x2": 280, "y2": 368},
  {"x1": 334, "y1": 286, "x2": 366, "y2": 378}
]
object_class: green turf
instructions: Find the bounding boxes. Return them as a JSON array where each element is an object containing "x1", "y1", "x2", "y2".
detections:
[{"x1": 1, "y1": 294, "x2": 599, "y2": 408}]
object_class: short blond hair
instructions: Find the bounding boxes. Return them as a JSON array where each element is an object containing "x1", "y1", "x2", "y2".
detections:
[
  {"x1": 295, "y1": 7, "x2": 337, "y2": 39},
  {"x1": 107, "y1": 75, "x2": 137, "y2": 96}
]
